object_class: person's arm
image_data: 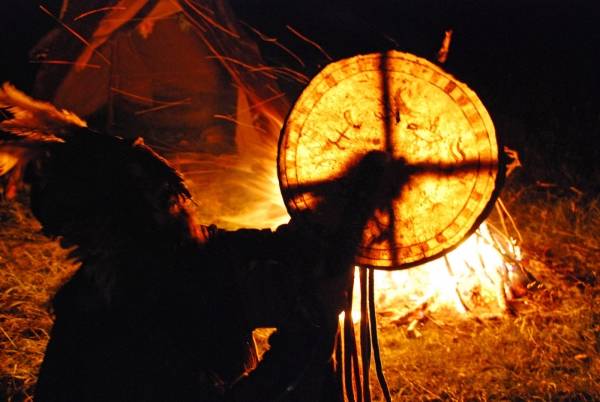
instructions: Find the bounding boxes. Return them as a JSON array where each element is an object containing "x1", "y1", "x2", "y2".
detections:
[
  {"x1": 219, "y1": 224, "x2": 348, "y2": 402},
  {"x1": 223, "y1": 152, "x2": 393, "y2": 402}
]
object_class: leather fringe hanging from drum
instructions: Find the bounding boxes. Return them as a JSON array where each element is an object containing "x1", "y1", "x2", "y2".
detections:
[{"x1": 338, "y1": 267, "x2": 392, "y2": 402}]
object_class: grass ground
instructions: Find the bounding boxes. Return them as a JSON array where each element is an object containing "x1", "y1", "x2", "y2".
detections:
[
  {"x1": 1, "y1": 181, "x2": 599, "y2": 401},
  {"x1": 367, "y1": 182, "x2": 600, "y2": 401},
  {"x1": 0, "y1": 199, "x2": 78, "y2": 401}
]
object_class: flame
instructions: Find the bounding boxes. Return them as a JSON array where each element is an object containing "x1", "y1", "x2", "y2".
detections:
[
  {"x1": 348, "y1": 221, "x2": 522, "y2": 323},
  {"x1": 175, "y1": 90, "x2": 289, "y2": 230}
]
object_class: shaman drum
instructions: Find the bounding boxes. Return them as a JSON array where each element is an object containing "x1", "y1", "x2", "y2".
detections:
[{"x1": 278, "y1": 51, "x2": 504, "y2": 269}]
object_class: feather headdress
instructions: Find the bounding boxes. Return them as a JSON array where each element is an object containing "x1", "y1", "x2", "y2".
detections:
[{"x1": 0, "y1": 82, "x2": 88, "y2": 197}]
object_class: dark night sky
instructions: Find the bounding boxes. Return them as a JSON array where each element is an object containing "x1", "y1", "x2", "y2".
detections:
[{"x1": 1, "y1": 0, "x2": 599, "y2": 190}]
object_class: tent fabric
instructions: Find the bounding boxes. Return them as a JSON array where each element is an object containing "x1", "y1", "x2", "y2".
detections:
[{"x1": 32, "y1": 0, "x2": 290, "y2": 154}]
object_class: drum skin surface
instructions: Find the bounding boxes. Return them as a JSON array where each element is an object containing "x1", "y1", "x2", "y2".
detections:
[{"x1": 278, "y1": 51, "x2": 503, "y2": 269}]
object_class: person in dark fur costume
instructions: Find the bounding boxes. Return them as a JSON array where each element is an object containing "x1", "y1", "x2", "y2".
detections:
[{"x1": 0, "y1": 84, "x2": 394, "y2": 401}]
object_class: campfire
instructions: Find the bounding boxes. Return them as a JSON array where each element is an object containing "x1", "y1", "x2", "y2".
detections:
[
  {"x1": 351, "y1": 219, "x2": 524, "y2": 326},
  {"x1": 3, "y1": 2, "x2": 598, "y2": 401}
]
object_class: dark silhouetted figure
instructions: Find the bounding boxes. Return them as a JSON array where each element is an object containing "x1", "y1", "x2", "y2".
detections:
[{"x1": 1, "y1": 87, "x2": 394, "y2": 401}]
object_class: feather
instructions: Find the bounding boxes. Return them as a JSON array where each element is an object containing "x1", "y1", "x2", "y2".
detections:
[
  {"x1": 0, "y1": 148, "x2": 20, "y2": 176},
  {"x1": 0, "y1": 82, "x2": 86, "y2": 139},
  {"x1": 0, "y1": 82, "x2": 87, "y2": 198}
]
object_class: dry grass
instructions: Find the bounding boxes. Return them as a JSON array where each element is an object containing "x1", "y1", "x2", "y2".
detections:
[
  {"x1": 366, "y1": 184, "x2": 600, "y2": 401},
  {"x1": 372, "y1": 270, "x2": 598, "y2": 401},
  {"x1": 1, "y1": 183, "x2": 599, "y2": 401},
  {"x1": 0, "y1": 198, "x2": 78, "y2": 401}
]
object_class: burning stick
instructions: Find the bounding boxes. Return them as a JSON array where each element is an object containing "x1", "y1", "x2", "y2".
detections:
[{"x1": 437, "y1": 29, "x2": 453, "y2": 64}]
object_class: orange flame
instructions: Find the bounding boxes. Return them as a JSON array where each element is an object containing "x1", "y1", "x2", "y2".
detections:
[
  {"x1": 175, "y1": 90, "x2": 288, "y2": 230},
  {"x1": 339, "y1": 222, "x2": 522, "y2": 328}
]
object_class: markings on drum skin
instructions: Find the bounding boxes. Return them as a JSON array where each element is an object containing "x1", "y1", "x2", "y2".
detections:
[
  {"x1": 325, "y1": 109, "x2": 362, "y2": 150},
  {"x1": 451, "y1": 137, "x2": 467, "y2": 163}
]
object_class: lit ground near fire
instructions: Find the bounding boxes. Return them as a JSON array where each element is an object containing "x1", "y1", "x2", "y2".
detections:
[{"x1": 1, "y1": 183, "x2": 599, "y2": 401}]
